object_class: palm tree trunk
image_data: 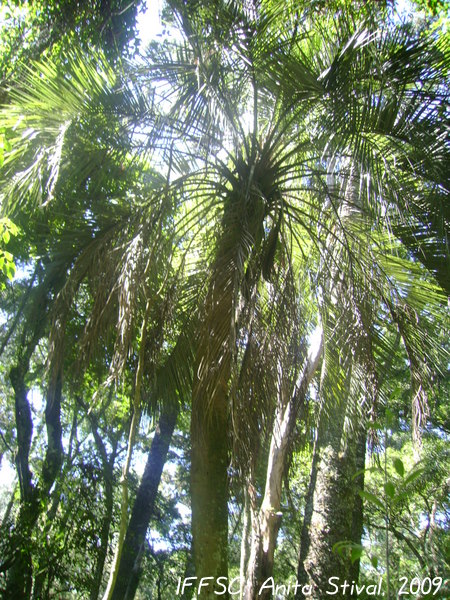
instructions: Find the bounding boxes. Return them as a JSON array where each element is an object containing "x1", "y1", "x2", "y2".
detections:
[
  {"x1": 189, "y1": 219, "x2": 241, "y2": 598},
  {"x1": 296, "y1": 296, "x2": 377, "y2": 599},
  {"x1": 191, "y1": 394, "x2": 229, "y2": 599},
  {"x1": 295, "y1": 165, "x2": 377, "y2": 599},
  {"x1": 296, "y1": 305, "x2": 376, "y2": 599}
]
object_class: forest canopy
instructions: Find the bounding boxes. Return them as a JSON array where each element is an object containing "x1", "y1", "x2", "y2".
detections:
[{"x1": 0, "y1": 0, "x2": 448, "y2": 599}]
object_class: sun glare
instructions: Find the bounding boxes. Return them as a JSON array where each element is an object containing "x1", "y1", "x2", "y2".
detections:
[{"x1": 136, "y1": 0, "x2": 164, "y2": 47}]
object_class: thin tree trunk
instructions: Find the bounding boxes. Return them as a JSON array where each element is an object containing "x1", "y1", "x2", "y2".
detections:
[
  {"x1": 31, "y1": 368, "x2": 65, "y2": 600},
  {"x1": 102, "y1": 300, "x2": 151, "y2": 600},
  {"x1": 41, "y1": 367, "x2": 63, "y2": 495},
  {"x1": 91, "y1": 462, "x2": 115, "y2": 600},
  {"x1": 110, "y1": 403, "x2": 178, "y2": 600},
  {"x1": 348, "y1": 428, "x2": 367, "y2": 596},
  {"x1": 244, "y1": 341, "x2": 322, "y2": 600},
  {"x1": 10, "y1": 362, "x2": 34, "y2": 506},
  {"x1": 3, "y1": 268, "x2": 68, "y2": 598},
  {"x1": 6, "y1": 360, "x2": 38, "y2": 599},
  {"x1": 90, "y1": 424, "x2": 118, "y2": 600}
]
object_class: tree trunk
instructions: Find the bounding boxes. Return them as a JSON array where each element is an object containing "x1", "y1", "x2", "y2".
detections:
[
  {"x1": 189, "y1": 234, "x2": 237, "y2": 599},
  {"x1": 90, "y1": 461, "x2": 115, "y2": 600},
  {"x1": 28, "y1": 363, "x2": 65, "y2": 600},
  {"x1": 191, "y1": 394, "x2": 229, "y2": 599},
  {"x1": 296, "y1": 387, "x2": 355, "y2": 598},
  {"x1": 41, "y1": 368, "x2": 63, "y2": 495},
  {"x1": 296, "y1": 310, "x2": 374, "y2": 600},
  {"x1": 296, "y1": 166, "x2": 377, "y2": 599},
  {"x1": 90, "y1": 423, "x2": 118, "y2": 600},
  {"x1": 348, "y1": 428, "x2": 367, "y2": 595},
  {"x1": 244, "y1": 342, "x2": 322, "y2": 600},
  {"x1": 8, "y1": 345, "x2": 65, "y2": 599},
  {"x1": 4, "y1": 270, "x2": 67, "y2": 598},
  {"x1": 189, "y1": 158, "x2": 270, "y2": 597},
  {"x1": 5, "y1": 361, "x2": 38, "y2": 599},
  {"x1": 110, "y1": 403, "x2": 178, "y2": 600}
]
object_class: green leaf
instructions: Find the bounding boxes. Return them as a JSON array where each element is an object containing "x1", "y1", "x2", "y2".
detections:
[
  {"x1": 393, "y1": 458, "x2": 405, "y2": 477},
  {"x1": 392, "y1": 491, "x2": 409, "y2": 506},
  {"x1": 333, "y1": 541, "x2": 364, "y2": 563},
  {"x1": 404, "y1": 467, "x2": 425, "y2": 486},
  {"x1": 384, "y1": 481, "x2": 396, "y2": 499},
  {"x1": 359, "y1": 490, "x2": 385, "y2": 511},
  {"x1": 371, "y1": 556, "x2": 379, "y2": 569},
  {"x1": 352, "y1": 466, "x2": 381, "y2": 480},
  {"x1": 332, "y1": 541, "x2": 348, "y2": 555},
  {"x1": 6, "y1": 263, "x2": 15, "y2": 280},
  {"x1": 352, "y1": 467, "x2": 366, "y2": 480},
  {"x1": 351, "y1": 545, "x2": 364, "y2": 564}
]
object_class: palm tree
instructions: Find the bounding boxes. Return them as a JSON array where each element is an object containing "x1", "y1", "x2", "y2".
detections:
[
  {"x1": 0, "y1": 1, "x2": 448, "y2": 598},
  {"x1": 156, "y1": 3, "x2": 447, "y2": 596}
]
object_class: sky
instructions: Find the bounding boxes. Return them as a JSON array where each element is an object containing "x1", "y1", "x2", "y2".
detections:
[
  {"x1": 135, "y1": 0, "x2": 418, "y2": 46},
  {"x1": 137, "y1": 0, "x2": 164, "y2": 47}
]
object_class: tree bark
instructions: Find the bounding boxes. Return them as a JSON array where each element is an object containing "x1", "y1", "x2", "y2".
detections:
[
  {"x1": 6, "y1": 368, "x2": 65, "y2": 598},
  {"x1": 244, "y1": 341, "x2": 322, "y2": 600},
  {"x1": 189, "y1": 152, "x2": 272, "y2": 597},
  {"x1": 191, "y1": 393, "x2": 229, "y2": 599},
  {"x1": 110, "y1": 403, "x2": 178, "y2": 600},
  {"x1": 90, "y1": 421, "x2": 118, "y2": 600},
  {"x1": 30, "y1": 368, "x2": 65, "y2": 600},
  {"x1": 189, "y1": 232, "x2": 237, "y2": 599},
  {"x1": 41, "y1": 368, "x2": 63, "y2": 495},
  {"x1": 296, "y1": 308, "x2": 375, "y2": 600},
  {"x1": 296, "y1": 166, "x2": 377, "y2": 599},
  {"x1": 6, "y1": 360, "x2": 39, "y2": 599},
  {"x1": 296, "y1": 389, "x2": 356, "y2": 598},
  {"x1": 348, "y1": 428, "x2": 367, "y2": 594}
]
